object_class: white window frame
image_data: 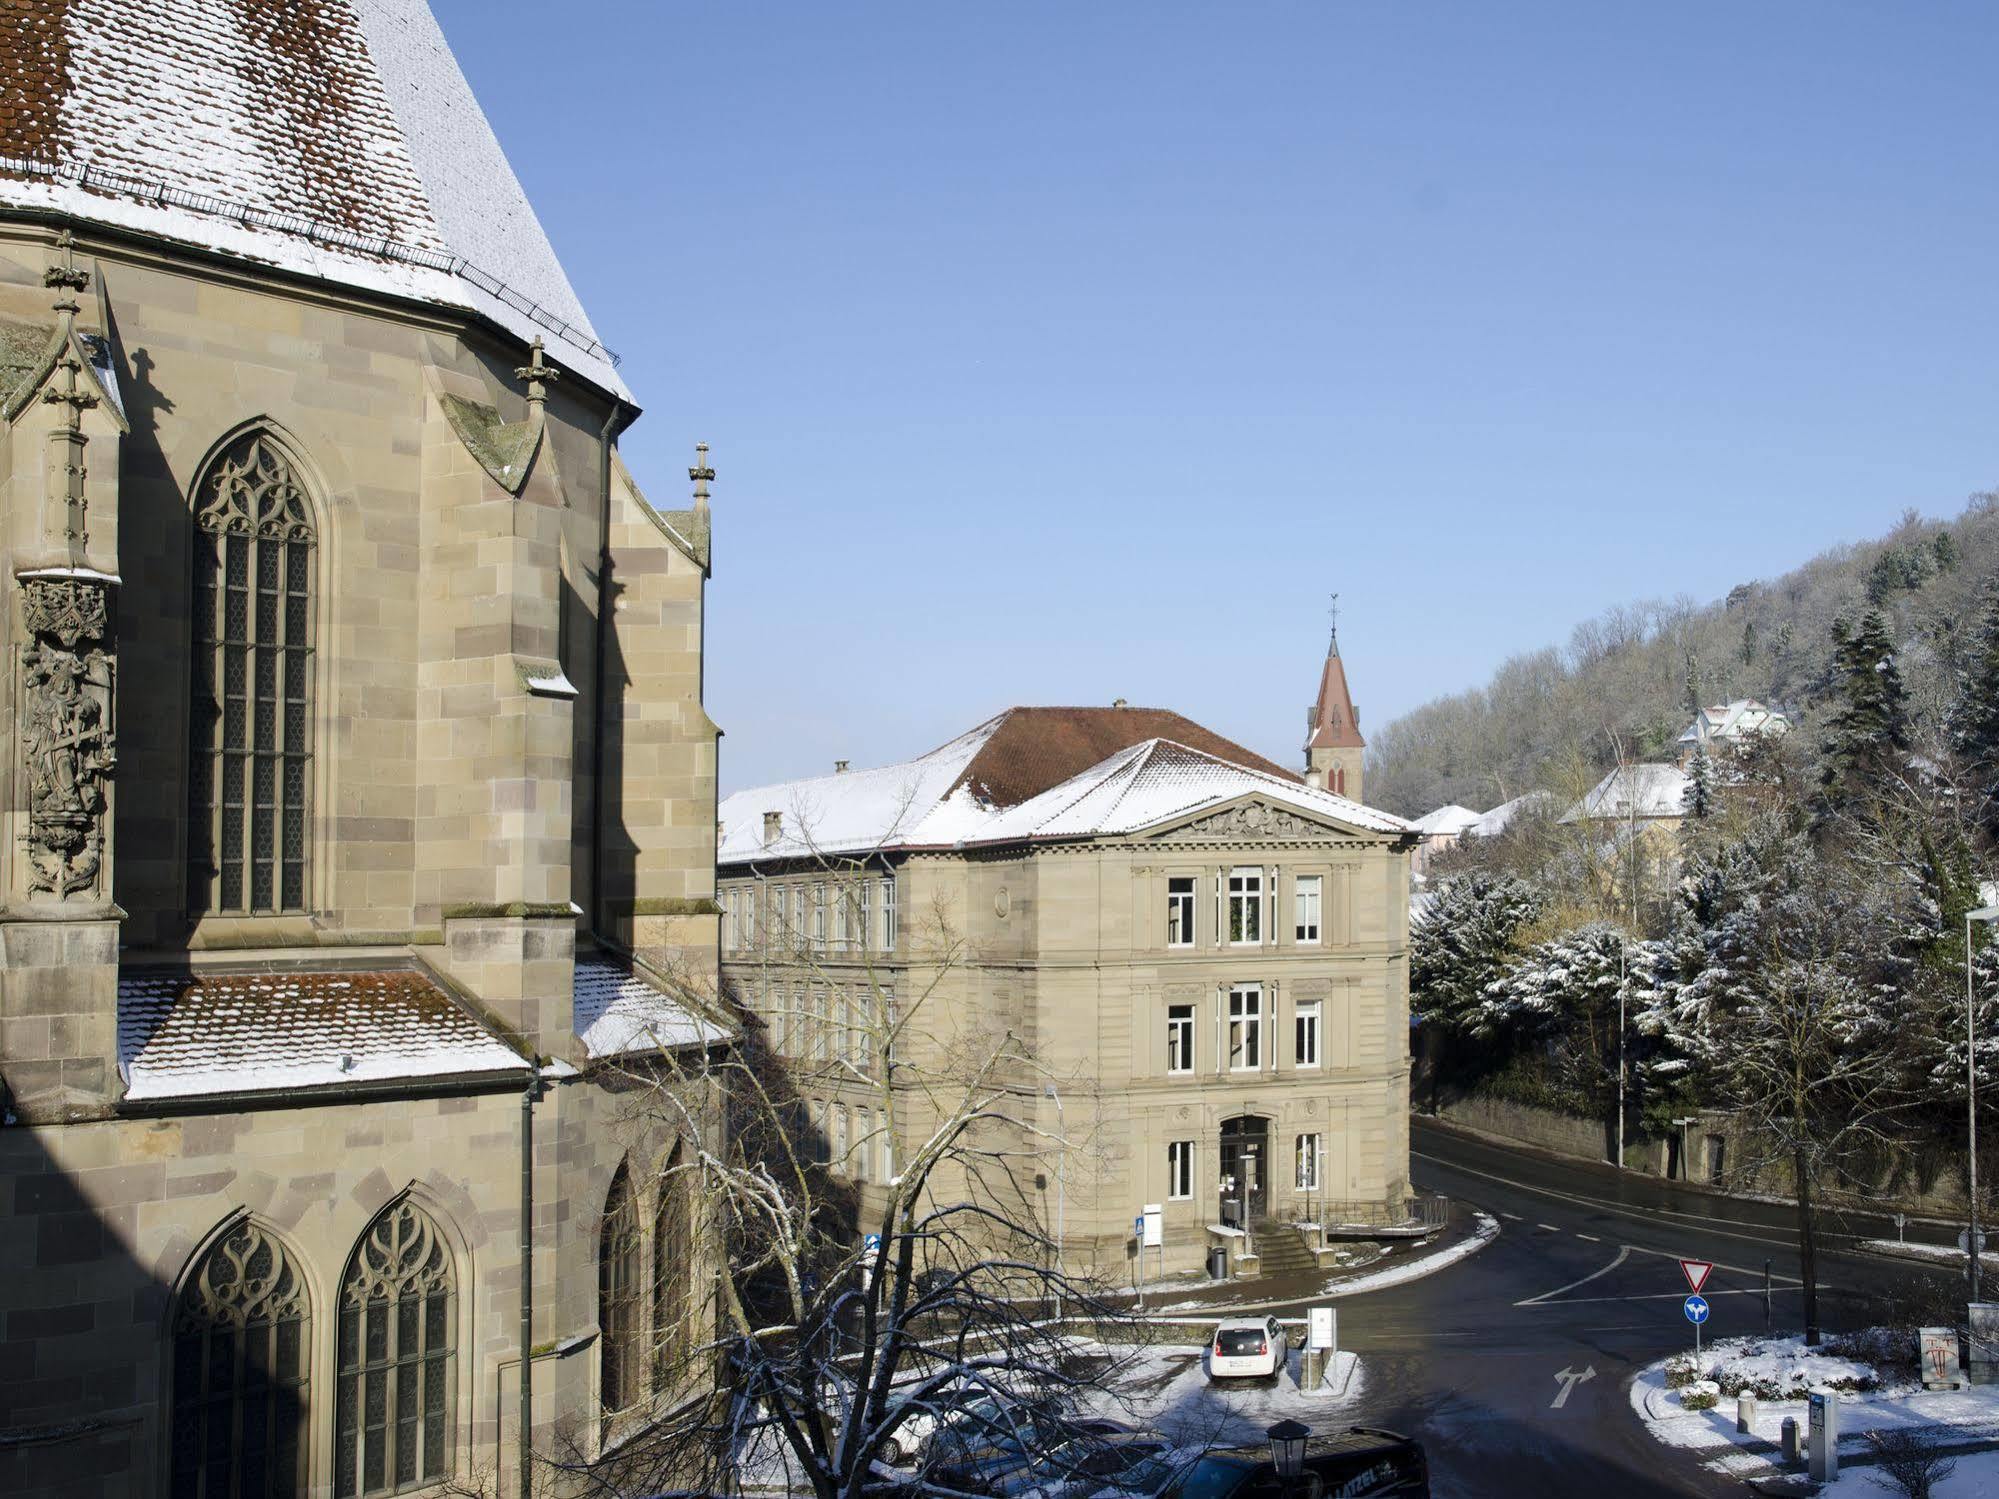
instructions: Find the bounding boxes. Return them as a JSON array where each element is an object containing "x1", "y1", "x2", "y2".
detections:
[
  {"x1": 1166, "y1": 1003, "x2": 1195, "y2": 1075},
  {"x1": 812, "y1": 883, "x2": 828, "y2": 953},
  {"x1": 744, "y1": 882, "x2": 759, "y2": 948},
  {"x1": 1227, "y1": 985, "x2": 1262, "y2": 1071},
  {"x1": 1294, "y1": 874, "x2": 1322, "y2": 945},
  {"x1": 1167, "y1": 1139, "x2": 1194, "y2": 1200},
  {"x1": 858, "y1": 880, "x2": 872, "y2": 952},
  {"x1": 789, "y1": 885, "x2": 804, "y2": 947},
  {"x1": 1166, "y1": 876, "x2": 1196, "y2": 948},
  {"x1": 1295, "y1": 1132, "x2": 1322, "y2": 1192},
  {"x1": 853, "y1": 1107, "x2": 870, "y2": 1183},
  {"x1": 880, "y1": 877, "x2": 897, "y2": 951},
  {"x1": 1295, "y1": 1000, "x2": 1321, "y2": 1070},
  {"x1": 812, "y1": 984, "x2": 830, "y2": 1064},
  {"x1": 1227, "y1": 867, "x2": 1263, "y2": 946}
]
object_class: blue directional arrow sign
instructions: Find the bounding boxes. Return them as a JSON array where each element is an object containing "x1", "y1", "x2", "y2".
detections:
[
  {"x1": 1683, "y1": 1294, "x2": 1711, "y2": 1325},
  {"x1": 864, "y1": 1233, "x2": 882, "y2": 1253}
]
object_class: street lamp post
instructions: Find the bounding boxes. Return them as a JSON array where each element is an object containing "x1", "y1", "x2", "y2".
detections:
[
  {"x1": 1044, "y1": 1082, "x2": 1065, "y2": 1323},
  {"x1": 1965, "y1": 905, "x2": 1999, "y2": 1306}
]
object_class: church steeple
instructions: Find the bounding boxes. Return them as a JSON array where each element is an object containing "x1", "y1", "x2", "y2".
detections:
[{"x1": 1304, "y1": 596, "x2": 1366, "y2": 800}]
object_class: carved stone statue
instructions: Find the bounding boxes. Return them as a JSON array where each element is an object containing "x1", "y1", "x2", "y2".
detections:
[{"x1": 19, "y1": 575, "x2": 115, "y2": 899}]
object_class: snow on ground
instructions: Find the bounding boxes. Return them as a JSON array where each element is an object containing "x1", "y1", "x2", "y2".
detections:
[
  {"x1": 1630, "y1": 1334, "x2": 1999, "y2": 1489},
  {"x1": 1086, "y1": 1342, "x2": 1364, "y2": 1450},
  {"x1": 1860, "y1": 1238, "x2": 1999, "y2": 1272},
  {"x1": 1145, "y1": 1211, "x2": 1500, "y2": 1317}
]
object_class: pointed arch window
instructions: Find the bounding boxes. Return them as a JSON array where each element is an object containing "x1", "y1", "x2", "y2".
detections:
[
  {"x1": 169, "y1": 1218, "x2": 310, "y2": 1499},
  {"x1": 335, "y1": 1201, "x2": 456, "y2": 1497},
  {"x1": 651, "y1": 1153, "x2": 693, "y2": 1395},
  {"x1": 188, "y1": 431, "x2": 316, "y2": 915},
  {"x1": 599, "y1": 1166, "x2": 642, "y2": 1415}
]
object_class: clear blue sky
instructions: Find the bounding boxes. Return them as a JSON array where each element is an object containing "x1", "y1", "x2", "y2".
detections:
[{"x1": 441, "y1": 1, "x2": 1999, "y2": 793}]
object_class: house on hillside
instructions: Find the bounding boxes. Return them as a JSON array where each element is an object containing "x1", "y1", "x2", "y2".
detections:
[
  {"x1": 0, "y1": 6, "x2": 726, "y2": 1495},
  {"x1": 1410, "y1": 803, "x2": 1482, "y2": 877},
  {"x1": 1467, "y1": 790, "x2": 1557, "y2": 840},
  {"x1": 715, "y1": 700, "x2": 1420, "y2": 1281},
  {"x1": 1676, "y1": 698, "x2": 1792, "y2": 766}
]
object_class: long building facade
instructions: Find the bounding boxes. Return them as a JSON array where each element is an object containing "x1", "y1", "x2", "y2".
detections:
[
  {"x1": 716, "y1": 650, "x2": 1416, "y2": 1282},
  {"x1": 0, "y1": 6, "x2": 724, "y2": 1497}
]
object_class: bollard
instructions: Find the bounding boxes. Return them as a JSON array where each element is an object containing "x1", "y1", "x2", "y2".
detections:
[
  {"x1": 1807, "y1": 1391, "x2": 1839, "y2": 1482},
  {"x1": 1737, "y1": 1392, "x2": 1757, "y2": 1435},
  {"x1": 1780, "y1": 1416, "x2": 1799, "y2": 1463}
]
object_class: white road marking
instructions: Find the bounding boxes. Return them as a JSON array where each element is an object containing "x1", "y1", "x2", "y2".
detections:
[
  {"x1": 1541, "y1": 1286, "x2": 1812, "y2": 1306},
  {"x1": 1516, "y1": 1245, "x2": 1630, "y2": 1307},
  {"x1": 1411, "y1": 1148, "x2": 1818, "y2": 1256},
  {"x1": 1550, "y1": 1364, "x2": 1596, "y2": 1408},
  {"x1": 1500, "y1": 1212, "x2": 1523, "y2": 1221},
  {"x1": 1576, "y1": 1234, "x2": 1601, "y2": 1243},
  {"x1": 1537, "y1": 1223, "x2": 1561, "y2": 1233},
  {"x1": 1622, "y1": 1242, "x2": 1801, "y2": 1286}
]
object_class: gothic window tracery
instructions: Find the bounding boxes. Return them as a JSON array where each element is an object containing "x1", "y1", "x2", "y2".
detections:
[
  {"x1": 651, "y1": 1152, "x2": 693, "y2": 1394},
  {"x1": 335, "y1": 1201, "x2": 455, "y2": 1497},
  {"x1": 169, "y1": 1219, "x2": 311, "y2": 1499},
  {"x1": 188, "y1": 431, "x2": 316, "y2": 915},
  {"x1": 599, "y1": 1166, "x2": 642, "y2": 1416}
]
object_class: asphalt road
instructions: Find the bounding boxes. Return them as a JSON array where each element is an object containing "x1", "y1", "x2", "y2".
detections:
[{"x1": 1251, "y1": 1120, "x2": 1971, "y2": 1498}]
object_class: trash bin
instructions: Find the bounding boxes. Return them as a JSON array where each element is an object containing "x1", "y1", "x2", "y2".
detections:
[{"x1": 1207, "y1": 1245, "x2": 1229, "y2": 1281}]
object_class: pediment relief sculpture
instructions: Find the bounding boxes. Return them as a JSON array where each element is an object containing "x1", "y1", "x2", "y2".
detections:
[{"x1": 1154, "y1": 799, "x2": 1342, "y2": 843}]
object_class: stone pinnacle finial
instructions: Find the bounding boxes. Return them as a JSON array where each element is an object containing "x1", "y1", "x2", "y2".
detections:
[
  {"x1": 44, "y1": 229, "x2": 90, "y2": 300},
  {"x1": 689, "y1": 442, "x2": 714, "y2": 510},
  {"x1": 514, "y1": 335, "x2": 558, "y2": 411}
]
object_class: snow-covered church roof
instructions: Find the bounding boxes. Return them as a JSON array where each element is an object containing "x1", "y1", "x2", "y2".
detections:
[
  {"x1": 0, "y1": 0, "x2": 627, "y2": 398},
  {"x1": 718, "y1": 708, "x2": 1410, "y2": 864}
]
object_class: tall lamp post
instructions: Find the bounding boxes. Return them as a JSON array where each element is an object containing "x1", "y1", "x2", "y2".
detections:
[
  {"x1": 1965, "y1": 905, "x2": 1999, "y2": 1305},
  {"x1": 1044, "y1": 1082, "x2": 1066, "y2": 1323}
]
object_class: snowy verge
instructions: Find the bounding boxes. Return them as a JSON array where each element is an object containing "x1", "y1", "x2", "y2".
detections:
[
  {"x1": 1859, "y1": 1238, "x2": 1999, "y2": 1272},
  {"x1": 1146, "y1": 1212, "x2": 1500, "y2": 1318},
  {"x1": 1628, "y1": 1336, "x2": 1999, "y2": 1493}
]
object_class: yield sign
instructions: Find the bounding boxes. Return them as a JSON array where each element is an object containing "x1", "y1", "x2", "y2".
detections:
[{"x1": 1680, "y1": 1259, "x2": 1714, "y2": 1295}]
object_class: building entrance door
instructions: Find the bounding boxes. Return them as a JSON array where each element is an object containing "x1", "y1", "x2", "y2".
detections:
[{"x1": 1219, "y1": 1115, "x2": 1269, "y2": 1223}]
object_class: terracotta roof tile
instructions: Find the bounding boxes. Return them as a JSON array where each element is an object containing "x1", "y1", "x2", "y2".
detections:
[{"x1": 953, "y1": 707, "x2": 1296, "y2": 808}]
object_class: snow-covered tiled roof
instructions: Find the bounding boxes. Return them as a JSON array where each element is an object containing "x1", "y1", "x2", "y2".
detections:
[
  {"x1": 971, "y1": 739, "x2": 1411, "y2": 843},
  {"x1": 720, "y1": 723, "x2": 1411, "y2": 868},
  {"x1": 574, "y1": 955, "x2": 726, "y2": 1061},
  {"x1": 718, "y1": 706, "x2": 1304, "y2": 864},
  {"x1": 1561, "y1": 763, "x2": 1691, "y2": 823},
  {"x1": 1413, "y1": 804, "x2": 1482, "y2": 837},
  {"x1": 1468, "y1": 790, "x2": 1556, "y2": 838},
  {"x1": 0, "y1": 1, "x2": 627, "y2": 398},
  {"x1": 118, "y1": 968, "x2": 526, "y2": 1102}
]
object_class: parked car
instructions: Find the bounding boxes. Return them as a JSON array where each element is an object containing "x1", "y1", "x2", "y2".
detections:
[
  {"x1": 925, "y1": 1408, "x2": 1142, "y2": 1488},
  {"x1": 981, "y1": 1433, "x2": 1169, "y2": 1497},
  {"x1": 1159, "y1": 1427, "x2": 1429, "y2": 1498},
  {"x1": 1207, "y1": 1315, "x2": 1290, "y2": 1381}
]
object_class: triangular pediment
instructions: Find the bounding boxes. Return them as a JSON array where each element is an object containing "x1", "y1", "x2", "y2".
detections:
[{"x1": 1145, "y1": 795, "x2": 1374, "y2": 844}]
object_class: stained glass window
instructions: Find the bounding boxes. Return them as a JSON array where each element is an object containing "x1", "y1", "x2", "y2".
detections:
[
  {"x1": 170, "y1": 1219, "x2": 310, "y2": 1499},
  {"x1": 335, "y1": 1201, "x2": 455, "y2": 1496},
  {"x1": 189, "y1": 432, "x2": 314, "y2": 914}
]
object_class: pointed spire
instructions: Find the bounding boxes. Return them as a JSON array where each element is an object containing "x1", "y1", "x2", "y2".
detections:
[
  {"x1": 688, "y1": 442, "x2": 714, "y2": 511},
  {"x1": 514, "y1": 334, "x2": 558, "y2": 414}
]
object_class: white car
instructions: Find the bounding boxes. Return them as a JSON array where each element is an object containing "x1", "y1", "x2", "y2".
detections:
[{"x1": 1208, "y1": 1315, "x2": 1289, "y2": 1380}]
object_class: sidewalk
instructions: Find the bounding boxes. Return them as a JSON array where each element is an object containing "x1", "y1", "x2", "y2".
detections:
[{"x1": 1094, "y1": 1201, "x2": 1499, "y2": 1320}]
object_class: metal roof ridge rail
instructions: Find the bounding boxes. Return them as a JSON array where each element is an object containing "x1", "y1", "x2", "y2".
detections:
[{"x1": 0, "y1": 152, "x2": 620, "y2": 368}]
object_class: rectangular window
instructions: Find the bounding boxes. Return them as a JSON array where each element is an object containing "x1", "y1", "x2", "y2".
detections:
[
  {"x1": 1295, "y1": 1133, "x2": 1322, "y2": 1192},
  {"x1": 878, "y1": 1112, "x2": 895, "y2": 1181},
  {"x1": 1227, "y1": 868, "x2": 1263, "y2": 945},
  {"x1": 743, "y1": 884, "x2": 759, "y2": 948},
  {"x1": 833, "y1": 884, "x2": 850, "y2": 952},
  {"x1": 812, "y1": 985, "x2": 829, "y2": 1064},
  {"x1": 1166, "y1": 1003, "x2": 1195, "y2": 1074},
  {"x1": 858, "y1": 880, "x2": 872, "y2": 952},
  {"x1": 1295, "y1": 1001, "x2": 1321, "y2": 1069},
  {"x1": 721, "y1": 890, "x2": 736, "y2": 951},
  {"x1": 1227, "y1": 985, "x2": 1262, "y2": 1071},
  {"x1": 1168, "y1": 1140, "x2": 1194, "y2": 1200},
  {"x1": 880, "y1": 877, "x2": 897, "y2": 950},
  {"x1": 1167, "y1": 876, "x2": 1196, "y2": 947},
  {"x1": 812, "y1": 884, "x2": 828, "y2": 952},
  {"x1": 1294, "y1": 875, "x2": 1322, "y2": 944},
  {"x1": 882, "y1": 986, "x2": 898, "y2": 1067},
  {"x1": 842, "y1": 988, "x2": 859, "y2": 1066},
  {"x1": 789, "y1": 885, "x2": 804, "y2": 948}
]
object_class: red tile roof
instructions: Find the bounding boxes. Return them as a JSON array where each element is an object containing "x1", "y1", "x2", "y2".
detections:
[{"x1": 951, "y1": 707, "x2": 1298, "y2": 808}]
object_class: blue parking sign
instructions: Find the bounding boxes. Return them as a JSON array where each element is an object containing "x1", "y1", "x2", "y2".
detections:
[{"x1": 1683, "y1": 1294, "x2": 1710, "y2": 1324}]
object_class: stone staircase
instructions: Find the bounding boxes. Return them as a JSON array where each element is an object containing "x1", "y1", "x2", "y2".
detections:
[{"x1": 1250, "y1": 1218, "x2": 1320, "y2": 1278}]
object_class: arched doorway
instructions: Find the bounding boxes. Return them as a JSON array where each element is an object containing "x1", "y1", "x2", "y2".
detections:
[{"x1": 1218, "y1": 1115, "x2": 1270, "y2": 1224}]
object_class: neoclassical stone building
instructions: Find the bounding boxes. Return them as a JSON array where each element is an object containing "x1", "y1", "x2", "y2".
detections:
[
  {"x1": 716, "y1": 650, "x2": 1417, "y2": 1281},
  {"x1": 0, "y1": 5, "x2": 723, "y2": 1497}
]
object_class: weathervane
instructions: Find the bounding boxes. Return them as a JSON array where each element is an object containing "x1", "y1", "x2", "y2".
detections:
[{"x1": 1328, "y1": 591, "x2": 1340, "y2": 647}]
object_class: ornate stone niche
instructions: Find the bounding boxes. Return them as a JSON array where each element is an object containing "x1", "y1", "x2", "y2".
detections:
[{"x1": 17, "y1": 570, "x2": 116, "y2": 901}]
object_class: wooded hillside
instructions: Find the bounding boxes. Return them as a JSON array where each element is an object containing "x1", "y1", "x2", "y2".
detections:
[{"x1": 1368, "y1": 492, "x2": 1999, "y2": 818}]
